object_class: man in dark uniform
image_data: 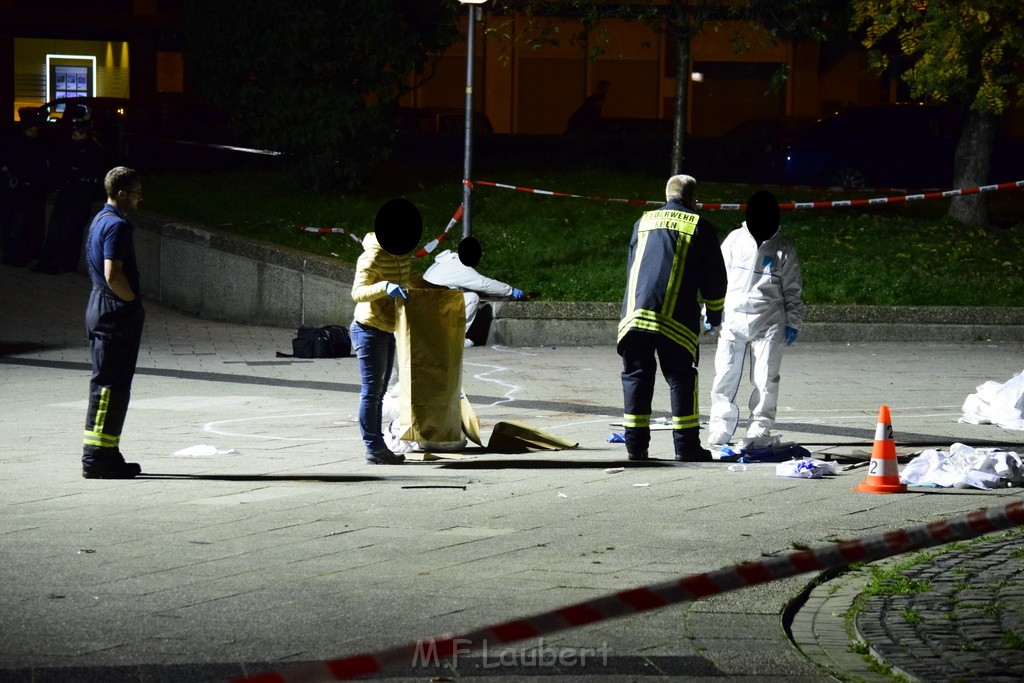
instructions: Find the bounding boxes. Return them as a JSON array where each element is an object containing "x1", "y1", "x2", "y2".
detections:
[
  {"x1": 82, "y1": 166, "x2": 145, "y2": 479},
  {"x1": 0, "y1": 111, "x2": 48, "y2": 266},
  {"x1": 34, "y1": 121, "x2": 108, "y2": 273},
  {"x1": 617, "y1": 174, "x2": 728, "y2": 462}
]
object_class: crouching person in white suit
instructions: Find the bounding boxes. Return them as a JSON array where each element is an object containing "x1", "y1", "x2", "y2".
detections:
[
  {"x1": 423, "y1": 249, "x2": 526, "y2": 347},
  {"x1": 708, "y1": 190, "x2": 804, "y2": 450}
]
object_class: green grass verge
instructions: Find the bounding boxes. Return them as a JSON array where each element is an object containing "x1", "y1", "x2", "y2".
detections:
[{"x1": 143, "y1": 164, "x2": 1024, "y2": 305}]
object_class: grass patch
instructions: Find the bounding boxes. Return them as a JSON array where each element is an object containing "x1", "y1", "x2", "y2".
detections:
[
  {"x1": 860, "y1": 555, "x2": 937, "y2": 597},
  {"x1": 141, "y1": 164, "x2": 1024, "y2": 304},
  {"x1": 901, "y1": 608, "x2": 923, "y2": 625},
  {"x1": 1003, "y1": 630, "x2": 1024, "y2": 650}
]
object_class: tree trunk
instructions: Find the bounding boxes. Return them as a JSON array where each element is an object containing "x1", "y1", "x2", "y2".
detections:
[
  {"x1": 948, "y1": 109, "x2": 998, "y2": 228},
  {"x1": 670, "y1": 34, "x2": 690, "y2": 176}
]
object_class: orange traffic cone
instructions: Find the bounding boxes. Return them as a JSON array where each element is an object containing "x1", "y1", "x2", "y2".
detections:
[{"x1": 854, "y1": 405, "x2": 908, "y2": 494}]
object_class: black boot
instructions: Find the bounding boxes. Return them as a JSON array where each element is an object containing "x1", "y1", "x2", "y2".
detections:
[
  {"x1": 82, "y1": 450, "x2": 142, "y2": 479},
  {"x1": 674, "y1": 428, "x2": 713, "y2": 462}
]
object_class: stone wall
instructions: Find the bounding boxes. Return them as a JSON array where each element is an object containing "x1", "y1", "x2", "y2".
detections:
[{"x1": 131, "y1": 212, "x2": 1024, "y2": 345}]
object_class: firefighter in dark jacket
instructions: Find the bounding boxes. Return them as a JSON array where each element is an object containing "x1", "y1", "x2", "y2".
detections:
[{"x1": 617, "y1": 174, "x2": 727, "y2": 462}]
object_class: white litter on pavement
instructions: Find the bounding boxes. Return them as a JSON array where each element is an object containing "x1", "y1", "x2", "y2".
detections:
[
  {"x1": 960, "y1": 370, "x2": 1024, "y2": 430},
  {"x1": 900, "y1": 443, "x2": 1022, "y2": 489},
  {"x1": 775, "y1": 457, "x2": 840, "y2": 479},
  {"x1": 172, "y1": 445, "x2": 239, "y2": 457}
]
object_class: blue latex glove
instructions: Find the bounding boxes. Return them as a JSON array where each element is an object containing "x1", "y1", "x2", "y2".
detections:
[
  {"x1": 785, "y1": 326, "x2": 799, "y2": 346},
  {"x1": 385, "y1": 282, "x2": 408, "y2": 299},
  {"x1": 511, "y1": 288, "x2": 526, "y2": 301}
]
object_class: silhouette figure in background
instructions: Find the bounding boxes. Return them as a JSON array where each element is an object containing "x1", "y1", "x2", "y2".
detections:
[
  {"x1": 1, "y1": 111, "x2": 48, "y2": 266},
  {"x1": 35, "y1": 121, "x2": 108, "y2": 274},
  {"x1": 566, "y1": 80, "x2": 610, "y2": 134}
]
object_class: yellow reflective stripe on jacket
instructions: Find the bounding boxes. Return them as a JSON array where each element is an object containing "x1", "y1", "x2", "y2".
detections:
[
  {"x1": 644, "y1": 211, "x2": 697, "y2": 319},
  {"x1": 618, "y1": 309, "x2": 700, "y2": 355},
  {"x1": 619, "y1": 209, "x2": 702, "y2": 354},
  {"x1": 702, "y1": 294, "x2": 726, "y2": 313},
  {"x1": 624, "y1": 229, "x2": 649, "y2": 316}
]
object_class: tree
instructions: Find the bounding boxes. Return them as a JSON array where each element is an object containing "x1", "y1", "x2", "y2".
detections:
[
  {"x1": 851, "y1": 1, "x2": 1024, "y2": 228},
  {"x1": 181, "y1": 0, "x2": 460, "y2": 190},
  {"x1": 488, "y1": 1, "x2": 832, "y2": 175}
]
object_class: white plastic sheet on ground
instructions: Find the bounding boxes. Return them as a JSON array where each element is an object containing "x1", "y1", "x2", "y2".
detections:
[
  {"x1": 900, "y1": 443, "x2": 1022, "y2": 489},
  {"x1": 775, "y1": 457, "x2": 840, "y2": 479},
  {"x1": 960, "y1": 369, "x2": 1024, "y2": 430},
  {"x1": 171, "y1": 445, "x2": 239, "y2": 457}
]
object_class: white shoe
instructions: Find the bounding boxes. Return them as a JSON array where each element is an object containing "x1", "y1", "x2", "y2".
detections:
[
  {"x1": 707, "y1": 432, "x2": 731, "y2": 449},
  {"x1": 746, "y1": 425, "x2": 771, "y2": 439},
  {"x1": 464, "y1": 338, "x2": 474, "y2": 348}
]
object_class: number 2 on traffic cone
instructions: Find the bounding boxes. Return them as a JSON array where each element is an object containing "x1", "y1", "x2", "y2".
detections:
[{"x1": 854, "y1": 405, "x2": 908, "y2": 494}]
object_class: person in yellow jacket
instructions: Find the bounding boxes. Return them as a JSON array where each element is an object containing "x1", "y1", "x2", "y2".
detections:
[
  {"x1": 350, "y1": 198, "x2": 426, "y2": 465},
  {"x1": 617, "y1": 174, "x2": 728, "y2": 462}
]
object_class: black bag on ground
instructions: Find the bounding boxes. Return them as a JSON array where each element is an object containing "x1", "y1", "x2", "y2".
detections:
[{"x1": 291, "y1": 325, "x2": 351, "y2": 358}]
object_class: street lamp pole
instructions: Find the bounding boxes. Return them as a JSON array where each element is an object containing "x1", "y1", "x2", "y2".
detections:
[{"x1": 459, "y1": 0, "x2": 487, "y2": 250}]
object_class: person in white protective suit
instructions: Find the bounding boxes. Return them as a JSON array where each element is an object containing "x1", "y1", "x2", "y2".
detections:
[
  {"x1": 707, "y1": 190, "x2": 804, "y2": 449},
  {"x1": 422, "y1": 248, "x2": 526, "y2": 346}
]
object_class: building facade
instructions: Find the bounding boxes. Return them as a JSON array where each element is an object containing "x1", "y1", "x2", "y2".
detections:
[{"x1": 3, "y1": 2, "x2": 1019, "y2": 137}]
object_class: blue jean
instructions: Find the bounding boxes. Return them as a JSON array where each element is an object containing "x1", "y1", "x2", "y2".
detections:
[{"x1": 349, "y1": 320, "x2": 396, "y2": 453}]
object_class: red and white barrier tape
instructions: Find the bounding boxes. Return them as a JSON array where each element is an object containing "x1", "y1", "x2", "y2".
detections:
[
  {"x1": 413, "y1": 203, "x2": 463, "y2": 259},
  {"x1": 472, "y1": 178, "x2": 1024, "y2": 211},
  {"x1": 235, "y1": 500, "x2": 1024, "y2": 683},
  {"x1": 472, "y1": 179, "x2": 660, "y2": 207},
  {"x1": 294, "y1": 203, "x2": 464, "y2": 256},
  {"x1": 295, "y1": 226, "x2": 362, "y2": 244}
]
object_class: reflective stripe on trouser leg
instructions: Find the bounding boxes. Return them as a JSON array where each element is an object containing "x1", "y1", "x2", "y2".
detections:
[
  {"x1": 657, "y1": 334, "x2": 700, "y2": 452},
  {"x1": 84, "y1": 384, "x2": 128, "y2": 450}
]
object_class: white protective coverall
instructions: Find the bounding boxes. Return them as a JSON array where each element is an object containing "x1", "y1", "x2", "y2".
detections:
[
  {"x1": 708, "y1": 215, "x2": 804, "y2": 445},
  {"x1": 422, "y1": 249, "x2": 514, "y2": 334}
]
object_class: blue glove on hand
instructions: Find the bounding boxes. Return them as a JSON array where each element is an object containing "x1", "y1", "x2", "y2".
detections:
[
  {"x1": 385, "y1": 282, "x2": 408, "y2": 299},
  {"x1": 785, "y1": 326, "x2": 799, "y2": 346},
  {"x1": 511, "y1": 288, "x2": 526, "y2": 301}
]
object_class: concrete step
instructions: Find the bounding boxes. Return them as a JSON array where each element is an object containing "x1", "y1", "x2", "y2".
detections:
[{"x1": 133, "y1": 212, "x2": 1024, "y2": 346}]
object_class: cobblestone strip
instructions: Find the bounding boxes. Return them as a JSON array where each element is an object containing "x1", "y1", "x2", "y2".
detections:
[{"x1": 855, "y1": 534, "x2": 1024, "y2": 682}]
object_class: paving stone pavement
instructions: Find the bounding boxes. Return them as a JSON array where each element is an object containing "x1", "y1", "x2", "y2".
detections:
[{"x1": 2, "y1": 262, "x2": 1024, "y2": 683}]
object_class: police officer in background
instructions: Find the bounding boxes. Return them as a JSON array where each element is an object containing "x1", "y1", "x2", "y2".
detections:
[
  {"x1": 0, "y1": 111, "x2": 48, "y2": 266},
  {"x1": 34, "y1": 120, "x2": 108, "y2": 274},
  {"x1": 617, "y1": 174, "x2": 728, "y2": 463},
  {"x1": 81, "y1": 166, "x2": 146, "y2": 479}
]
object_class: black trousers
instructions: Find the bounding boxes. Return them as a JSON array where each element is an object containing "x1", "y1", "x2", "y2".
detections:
[
  {"x1": 1, "y1": 184, "x2": 46, "y2": 266},
  {"x1": 40, "y1": 182, "x2": 97, "y2": 270},
  {"x1": 83, "y1": 288, "x2": 145, "y2": 466},
  {"x1": 620, "y1": 330, "x2": 701, "y2": 456}
]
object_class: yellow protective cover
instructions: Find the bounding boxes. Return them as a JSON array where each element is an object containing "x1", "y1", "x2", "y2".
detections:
[{"x1": 395, "y1": 288, "x2": 466, "y2": 443}]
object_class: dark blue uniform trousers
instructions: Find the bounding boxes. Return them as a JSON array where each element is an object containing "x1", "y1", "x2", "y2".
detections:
[
  {"x1": 83, "y1": 288, "x2": 144, "y2": 466},
  {"x1": 620, "y1": 330, "x2": 701, "y2": 457}
]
